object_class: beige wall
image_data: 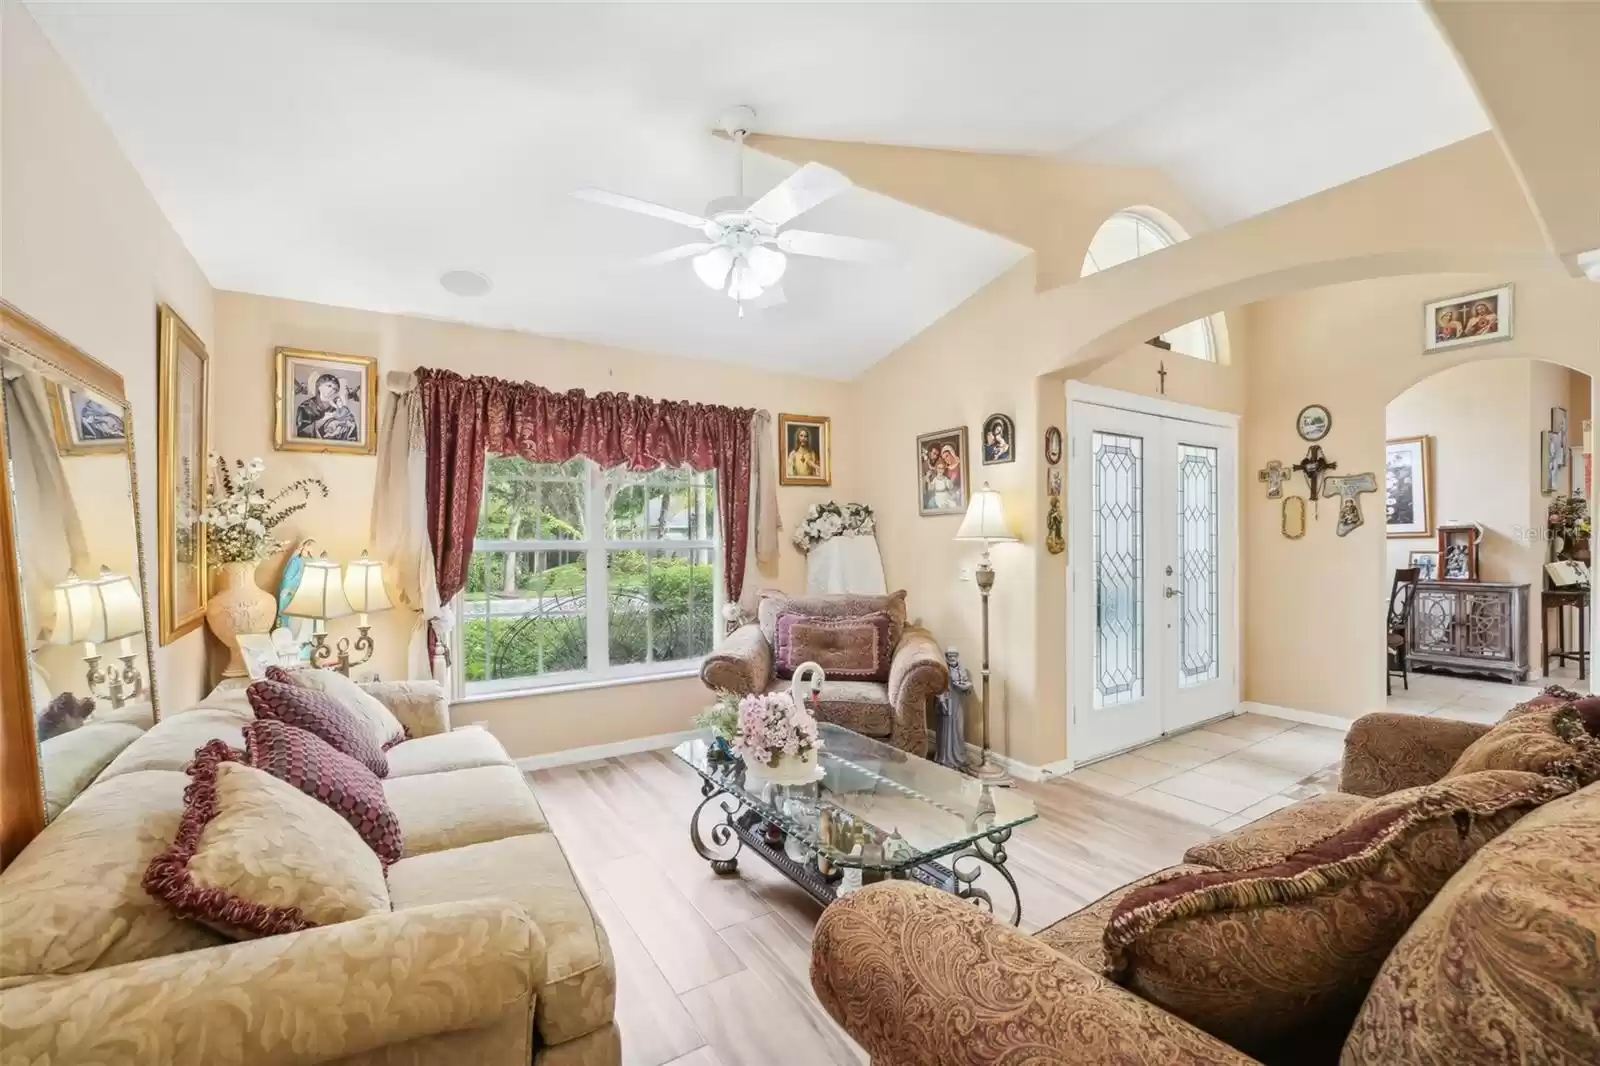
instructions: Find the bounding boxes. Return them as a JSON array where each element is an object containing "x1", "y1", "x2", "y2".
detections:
[
  {"x1": 1246, "y1": 273, "x2": 1600, "y2": 717},
  {"x1": 1, "y1": 2, "x2": 215, "y2": 712},
  {"x1": 209, "y1": 291, "x2": 855, "y2": 756}
]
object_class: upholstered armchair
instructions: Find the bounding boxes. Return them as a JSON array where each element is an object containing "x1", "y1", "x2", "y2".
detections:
[{"x1": 700, "y1": 590, "x2": 948, "y2": 757}]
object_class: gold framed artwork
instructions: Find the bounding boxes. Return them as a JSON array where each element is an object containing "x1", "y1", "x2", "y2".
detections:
[
  {"x1": 778, "y1": 413, "x2": 830, "y2": 486},
  {"x1": 46, "y1": 380, "x2": 128, "y2": 456},
  {"x1": 1384, "y1": 435, "x2": 1433, "y2": 538},
  {"x1": 274, "y1": 347, "x2": 378, "y2": 455},
  {"x1": 916, "y1": 426, "x2": 969, "y2": 516},
  {"x1": 157, "y1": 304, "x2": 210, "y2": 645}
]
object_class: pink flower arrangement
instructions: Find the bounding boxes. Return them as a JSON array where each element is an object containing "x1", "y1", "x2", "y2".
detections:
[{"x1": 732, "y1": 691, "x2": 820, "y2": 768}]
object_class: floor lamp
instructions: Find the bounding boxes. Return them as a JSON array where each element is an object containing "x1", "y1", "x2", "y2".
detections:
[{"x1": 956, "y1": 483, "x2": 1019, "y2": 785}]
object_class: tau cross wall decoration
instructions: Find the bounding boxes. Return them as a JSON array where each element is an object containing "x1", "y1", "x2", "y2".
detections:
[{"x1": 1323, "y1": 473, "x2": 1378, "y2": 537}]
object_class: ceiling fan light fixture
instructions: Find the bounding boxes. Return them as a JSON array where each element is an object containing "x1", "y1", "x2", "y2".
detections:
[
  {"x1": 745, "y1": 245, "x2": 787, "y2": 288},
  {"x1": 691, "y1": 246, "x2": 735, "y2": 291},
  {"x1": 727, "y1": 261, "x2": 765, "y2": 302}
]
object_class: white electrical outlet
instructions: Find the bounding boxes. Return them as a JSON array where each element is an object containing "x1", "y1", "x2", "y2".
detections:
[{"x1": 959, "y1": 565, "x2": 973, "y2": 582}]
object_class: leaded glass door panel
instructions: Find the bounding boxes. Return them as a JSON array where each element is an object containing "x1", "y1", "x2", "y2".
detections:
[{"x1": 1069, "y1": 393, "x2": 1239, "y2": 763}]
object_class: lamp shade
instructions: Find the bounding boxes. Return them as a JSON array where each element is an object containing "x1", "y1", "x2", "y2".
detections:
[
  {"x1": 955, "y1": 484, "x2": 1019, "y2": 544},
  {"x1": 49, "y1": 571, "x2": 96, "y2": 645},
  {"x1": 283, "y1": 554, "x2": 353, "y2": 621},
  {"x1": 86, "y1": 567, "x2": 145, "y2": 643},
  {"x1": 342, "y1": 550, "x2": 392, "y2": 614}
]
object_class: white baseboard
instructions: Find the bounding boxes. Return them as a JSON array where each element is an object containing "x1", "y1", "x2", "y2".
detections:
[
  {"x1": 517, "y1": 729, "x2": 701, "y2": 772},
  {"x1": 963, "y1": 742, "x2": 1073, "y2": 782},
  {"x1": 1241, "y1": 701, "x2": 1355, "y2": 732}
]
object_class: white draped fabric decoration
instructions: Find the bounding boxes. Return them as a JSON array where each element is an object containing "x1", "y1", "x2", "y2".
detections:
[
  {"x1": 2, "y1": 358, "x2": 92, "y2": 644},
  {"x1": 370, "y1": 371, "x2": 447, "y2": 684},
  {"x1": 740, "y1": 410, "x2": 782, "y2": 613},
  {"x1": 805, "y1": 535, "x2": 887, "y2": 595}
]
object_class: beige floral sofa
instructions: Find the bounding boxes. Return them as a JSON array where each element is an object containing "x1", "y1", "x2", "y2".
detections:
[
  {"x1": 810, "y1": 701, "x2": 1600, "y2": 1065},
  {"x1": 0, "y1": 681, "x2": 618, "y2": 1066},
  {"x1": 702, "y1": 590, "x2": 949, "y2": 756}
]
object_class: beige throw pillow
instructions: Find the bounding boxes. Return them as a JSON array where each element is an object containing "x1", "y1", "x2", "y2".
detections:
[
  {"x1": 143, "y1": 744, "x2": 390, "y2": 939},
  {"x1": 268, "y1": 666, "x2": 406, "y2": 749}
]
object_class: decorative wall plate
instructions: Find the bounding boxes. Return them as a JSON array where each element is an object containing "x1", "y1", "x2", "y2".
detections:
[{"x1": 1296, "y1": 404, "x2": 1332, "y2": 442}]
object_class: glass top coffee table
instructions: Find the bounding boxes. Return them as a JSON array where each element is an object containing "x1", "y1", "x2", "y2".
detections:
[{"x1": 673, "y1": 723, "x2": 1037, "y2": 925}]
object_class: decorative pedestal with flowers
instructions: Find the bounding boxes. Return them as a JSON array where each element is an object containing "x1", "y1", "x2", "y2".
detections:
[
  {"x1": 200, "y1": 456, "x2": 326, "y2": 678},
  {"x1": 794, "y1": 503, "x2": 886, "y2": 595}
]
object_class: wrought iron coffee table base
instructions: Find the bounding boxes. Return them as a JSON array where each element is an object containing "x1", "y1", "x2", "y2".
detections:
[{"x1": 688, "y1": 782, "x2": 1023, "y2": 924}]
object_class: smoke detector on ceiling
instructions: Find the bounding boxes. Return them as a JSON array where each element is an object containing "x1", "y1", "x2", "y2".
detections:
[{"x1": 440, "y1": 270, "x2": 493, "y2": 297}]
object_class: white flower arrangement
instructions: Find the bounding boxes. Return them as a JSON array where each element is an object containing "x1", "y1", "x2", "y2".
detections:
[
  {"x1": 199, "y1": 455, "x2": 328, "y2": 564},
  {"x1": 792, "y1": 501, "x2": 876, "y2": 553}
]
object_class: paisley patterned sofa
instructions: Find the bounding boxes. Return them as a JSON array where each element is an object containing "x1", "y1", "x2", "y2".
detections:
[
  {"x1": 810, "y1": 707, "x2": 1600, "y2": 1065},
  {"x1": 0, "y1": 682, "x2": 618, "y2": 1066}
]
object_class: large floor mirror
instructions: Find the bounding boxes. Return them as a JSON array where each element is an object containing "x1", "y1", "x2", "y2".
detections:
[{"x1": 0, "y1": 302, "x2": 160, "y2": 864}]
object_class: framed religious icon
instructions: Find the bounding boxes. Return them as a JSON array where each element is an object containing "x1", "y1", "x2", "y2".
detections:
[
  {"x1": 46, "y1": 380, "x2": 128, "y2": 456},
  {"x1": 1296, "y1": 404, "x2": 1332, "y2": 442},
  {"x1": 1044, "y1": 426, "x2": 1063, "y2": 466},
  {"x1": 980, "y1": 413, "x2": 1016, "y2": 465},
  {"x1": 157, "y1": 304, "x2": 210, "y2": 643},
  {"x1": 916, "y1": 426, "x2": 969, "y2": 516},
  {"x1": 274, "y1": 348, "x2": 378, "y2": 455},
  {"x1": 777, "y1": 413, "x2": 831, "y2": 486},
  {"x1": 1423, "y1": 284, "x2": 1512, "y2": 353},
  {"x1": 1385, "y1": 435, "x2": 1433, "y2": 538},
  {"x1": 1437, "y1": 523, "x2": 1481, "y2": 581}
]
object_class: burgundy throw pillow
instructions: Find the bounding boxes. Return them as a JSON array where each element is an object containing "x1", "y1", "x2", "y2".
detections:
[
  {"x1": 774, "y1": 611, "x2": 894, "y2": 682},
  {"x1": 242, "y1": 719, "x2": 402, "y2": 866},
  {"x1": 247, "y1": 679, "x2": 388, "y2": 778}
]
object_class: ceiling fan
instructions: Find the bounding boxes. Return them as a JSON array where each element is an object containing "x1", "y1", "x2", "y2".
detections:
[{"x1": 572, "y1": 105, "x2": 892, "y2": 315}]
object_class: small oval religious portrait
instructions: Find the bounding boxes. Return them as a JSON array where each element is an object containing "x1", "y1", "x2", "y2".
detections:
[
  {"x1": 1296, "y1": 404, "x2": 1332, "y2": 442},
  {"x1": 981, "y1": 413, "x2": 1015, "y2": 465},
  {"x1": 1044, "y1": 426, "x2": 1063, "y2": 466}
]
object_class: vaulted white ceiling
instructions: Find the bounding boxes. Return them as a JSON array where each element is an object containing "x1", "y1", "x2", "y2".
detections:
[{"x1": 30, "y1": 2, "x2": 1488, "y2": 378}]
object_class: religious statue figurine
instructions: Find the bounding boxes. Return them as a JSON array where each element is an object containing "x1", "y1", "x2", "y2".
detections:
[{"x1": 935, "y1": 649, "x2": 973, "y2": 769}]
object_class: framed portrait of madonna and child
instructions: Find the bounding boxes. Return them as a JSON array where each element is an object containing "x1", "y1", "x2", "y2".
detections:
[
  {"x1": 274, "y1": 347, "x2": 378, "y2": 455},
  {"x1": 916, "y1": 426, "x2": 970, "y2": 516},
  {"x1": 778, "y1": 413, "x2": 831, "y2": 487},
  {"x1": 1423, "y1": 284, "x2": 1512, "y2": 354}
]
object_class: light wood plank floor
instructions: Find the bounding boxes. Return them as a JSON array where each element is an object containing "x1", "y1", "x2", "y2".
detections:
[{"x1": 529, "y1": 712, "x2": 1347, "y2": 1066}]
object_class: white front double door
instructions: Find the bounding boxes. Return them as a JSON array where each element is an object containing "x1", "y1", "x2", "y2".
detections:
[{"x1": 1068, "y1": 391, "x2": 1239, "y2": 764}]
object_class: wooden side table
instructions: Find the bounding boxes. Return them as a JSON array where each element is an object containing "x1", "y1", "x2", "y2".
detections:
[{"x1": 1541, "y1": 587, "x2": 1590, "y2": 681}]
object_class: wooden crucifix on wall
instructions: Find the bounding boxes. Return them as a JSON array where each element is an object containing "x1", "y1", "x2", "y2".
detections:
[{"x1": 1294, "y1": 445, "x2": 1338, "y2": 516}]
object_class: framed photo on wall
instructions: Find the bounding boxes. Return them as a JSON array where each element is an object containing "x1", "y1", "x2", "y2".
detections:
[
  {"x1": 1422, "y1": 284, "x2": 1513, "y2": 353},
  {"x1": 274, "y1": 348, "x2": 378, "y2": 455},
  {"x1": 46, "y1": 381, "x2": 127, "y2": 456},
  {"x1": 777, "y1": 413, "x2": 831, "y2": 486},
  {"x1": 1385, "y1": 435, "x2": 1433, "y2": 538},
  {"x1": 916, "y1": 426, "x2": 969, "y2": 516},
  {"x1": 980, "y1": 413, "x2": 1016, "y2": 465},
  {"x1": 157, "y1": 304, "x2": 210, "y2": 644}
]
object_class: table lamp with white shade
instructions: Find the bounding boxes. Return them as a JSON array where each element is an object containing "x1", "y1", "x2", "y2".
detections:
[
  {"x1": 51, "y1": 566, "x2": 146, "y2": 708},
  {"x1": 283, "y1": 552, "x2": 357, "y2": 674},
  {"x1": 955, "y1": 484, "x2": 1020, "y2": 784}
]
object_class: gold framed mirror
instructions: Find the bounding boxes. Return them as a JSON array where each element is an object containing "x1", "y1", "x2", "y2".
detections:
[
  {"x1": 156, "y1": 304, "x2": 210, "y2": 644},
  {"x1": 0, "y1": 301, "x2": 160, "y2": 864}
]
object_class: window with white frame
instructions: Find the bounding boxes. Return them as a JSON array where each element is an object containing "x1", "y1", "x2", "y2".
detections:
[
  {"x1": 1081, "y1": 210, "x2": 1219, "y2": 363},
  {"x1": 459, "y1": 455, "x2": 719, "y2": 694}
]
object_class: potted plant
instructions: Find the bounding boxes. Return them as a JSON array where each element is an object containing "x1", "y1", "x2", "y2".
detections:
[
  {"x1": 693, "y1": 695, "x2": 741, "y2": 762},
  {"x1": 732, "y1": 664, "x2": 824, "y2": 785},
  {"x1": 1548, "y1": 494, "x2": 1591, "y2": 562},
  {"x1": 199, "y1": 456, "x2": 327, "y2": 677}
]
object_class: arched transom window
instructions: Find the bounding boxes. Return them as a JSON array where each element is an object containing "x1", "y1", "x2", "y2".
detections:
[{"x1": 1081, "y1": 210, "x2": 1219, "y2": 363}]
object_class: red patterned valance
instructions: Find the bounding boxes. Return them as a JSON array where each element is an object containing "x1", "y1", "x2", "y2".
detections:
[{"x1": 416, "y1": 368, "x2": 754, "y2": 614}]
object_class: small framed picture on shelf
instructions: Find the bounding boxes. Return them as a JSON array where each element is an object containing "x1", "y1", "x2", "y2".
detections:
[{"x1": 1407, "y1": 550, "x2": 1439, "y2": 582}]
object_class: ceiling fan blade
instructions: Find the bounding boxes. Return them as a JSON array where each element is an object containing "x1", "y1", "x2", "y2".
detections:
[
  {"x1": 748, "y1": 283, "x2": 788, "y2": 310},
  {"x1": 776, "y1": 229, "x2": 894, "y2": 263},
  {"x1": 571, "y1": 188, "x2": 711, "y2": 230},
  {"x1": 748, "y1": 162, "x2": 852, "y2": 227},
  {"x1": 638, "y1": 242, "x2": 713, "y2": 266}
]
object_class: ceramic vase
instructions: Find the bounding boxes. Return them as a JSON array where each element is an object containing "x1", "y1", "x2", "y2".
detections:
[{"x1": 206, "y1": 560, "x2": 276, "y2": 678}]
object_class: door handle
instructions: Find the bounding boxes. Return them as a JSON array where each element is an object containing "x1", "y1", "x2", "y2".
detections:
[{"x1": 1165, "y1": 586, "x2": 1181, "y2": 598}]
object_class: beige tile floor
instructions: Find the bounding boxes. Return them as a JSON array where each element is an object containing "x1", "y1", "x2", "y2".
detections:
[{"x1": 1382, "y1": 664, "x2": 1586, "y2": 722}]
